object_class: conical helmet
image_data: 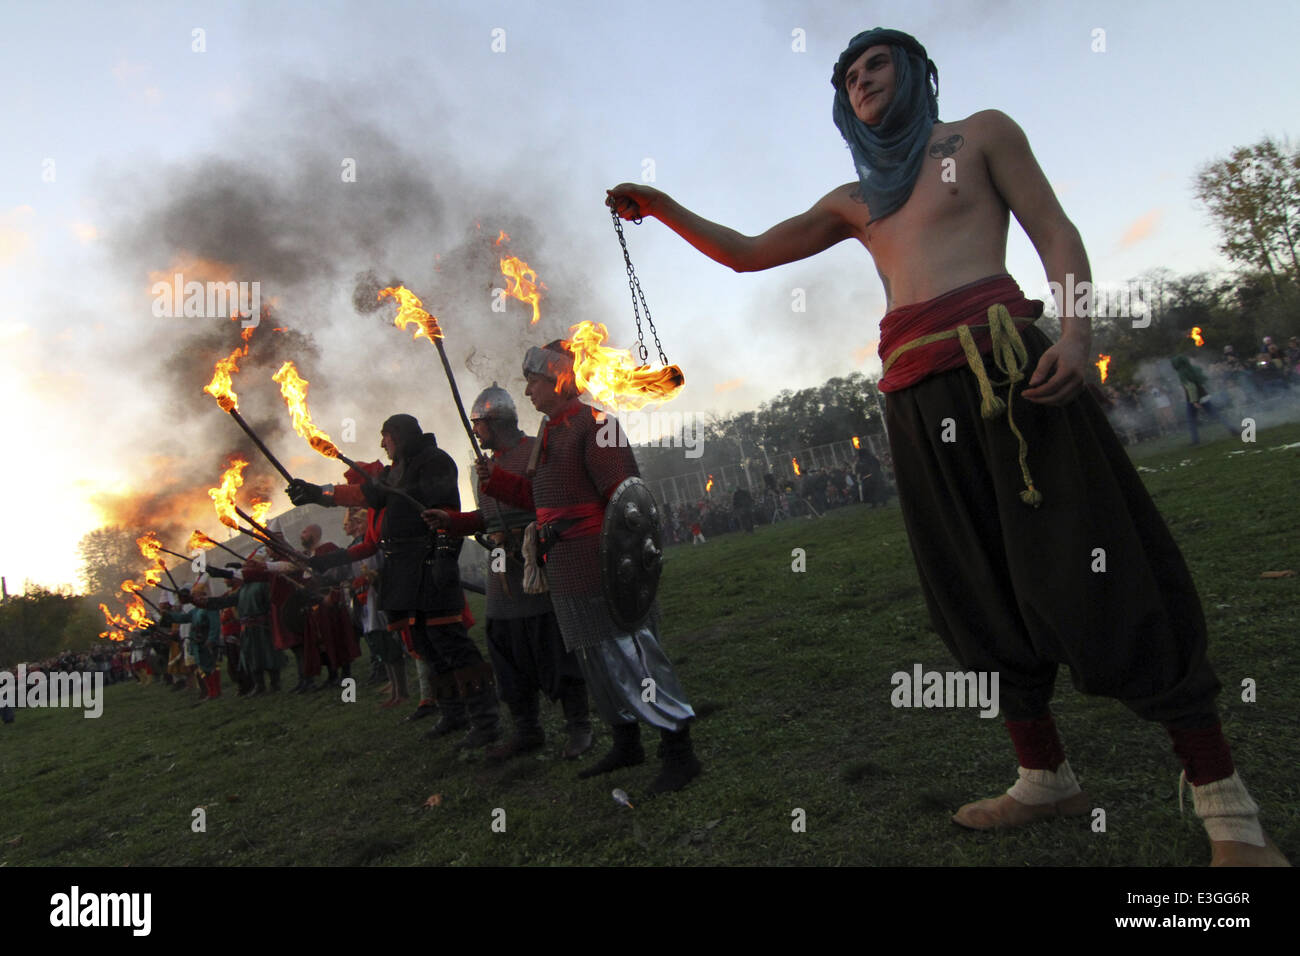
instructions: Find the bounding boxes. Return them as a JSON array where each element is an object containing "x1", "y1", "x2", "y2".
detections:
[{"x1": 471, "y1": 382, "x2": 517, "y2": 422}]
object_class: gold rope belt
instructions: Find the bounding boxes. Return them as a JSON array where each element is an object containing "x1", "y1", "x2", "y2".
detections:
[{"x1": 881, "y1": 303, "x2": 1043, "y2": 508}]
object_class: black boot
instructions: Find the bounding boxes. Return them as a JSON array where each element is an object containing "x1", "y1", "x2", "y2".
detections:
[
  {"x1": 268, "y1": 668, "x2": 281, "y2": 692},
  {"x1": 454, "y1": 663, "x2": 501, "y2": 750},
  {"x1": 560, "y1": 680, "x2": 593, "y2": 759},
  {"x1": 424, "y1": 673, "x2": 468, "y2": 740},
  {"x1": 577, "y1": 722, "x2": 644, "y2": 779},
  {"x1": 486, "y1": 695, "x2": 543, "y2": 762},
  {"x1": 646, "y1": 726, "x2": 701, "y2": 794}
]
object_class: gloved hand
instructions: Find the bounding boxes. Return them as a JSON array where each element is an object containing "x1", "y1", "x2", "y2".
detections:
[
  {"x1": 207, "y1": 567, "x2": 235, "y2": 579},
  {"x1": 309, "y1": 549, "x2": 352, "y2": 573},
  {"x1": 287, "y1": 479, "x2": 326, "y2": 506}
]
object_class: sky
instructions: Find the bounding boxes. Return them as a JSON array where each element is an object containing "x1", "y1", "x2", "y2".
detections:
[{"x1": 1, "y1": 0, "x2": 1297, "y2": 593}]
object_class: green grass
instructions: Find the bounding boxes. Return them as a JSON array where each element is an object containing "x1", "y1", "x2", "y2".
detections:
[{"x1": 2, "y1": 424, "x2": 1297, "y2": 866}]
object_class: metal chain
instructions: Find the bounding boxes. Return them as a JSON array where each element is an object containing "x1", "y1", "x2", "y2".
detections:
[{"x1": 610, "y1": 206, "x2": 668, "y2": 366}]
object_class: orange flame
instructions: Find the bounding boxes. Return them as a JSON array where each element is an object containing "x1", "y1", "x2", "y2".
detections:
[
  {"x1": 188, "y1": 530, "x2": 217, "y2": 551},
  {"x1": 209, "y1": 457, "x2": 249, "y2": 529},
  {"x1": 137, "y1": 531, "x2": 164, "y2": 561},
  {"x1": 852, "y1": 436, "x2": 861, "y2": 449},
  {"x1": 379, "y1": 286, "x2": 443, "y2": 343},
  {"x1": 123, "y1": 592, "x2": 151, "y2": 627},
  {"x1": 1189, "y1": 326, "x2": 1205, "y2": 347},
  {"x1": 273, "y1": 360, "x2": 341, "y2": 459},
  {"x1": 499, "y1": 256, "x2": 544, "y2": 324},
  {"x1": 792, "y1": 457, "x2": 801, "y2": 476},
  {"x1": 495, "y1": 230, "x2": 510, "y2": 246},
  {"x1": 706, "y1": 475, "x2": 714, "y2": 494},
  {"x1": 1096, "y1": 353, "x2": 1112, "y2": 383},
  {"x1": 249, "y1": 497, "x2": 271, "y2": 526},
  {"x1": 565, "y1": 321, "x2": 685, "y2": 412},
  {"x1": 98, "y1": 603, "x2": 133, "y2": 641},
  {"x1": 204, "y1": 344, "x2": 247, "y2": 412}
]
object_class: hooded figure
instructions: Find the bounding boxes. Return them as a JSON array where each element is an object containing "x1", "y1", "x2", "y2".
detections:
[{"x1": 831, "y1": 28, "x2": 939, "y2": 223}]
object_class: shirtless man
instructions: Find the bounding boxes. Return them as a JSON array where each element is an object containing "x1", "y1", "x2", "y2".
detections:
[{"x1": 607, "y1": 27, "x2": 1286, "y2": 866}]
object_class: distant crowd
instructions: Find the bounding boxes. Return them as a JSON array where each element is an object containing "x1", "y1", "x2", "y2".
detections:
[
  {"x1": 661, "y1": 447, "x2": 896, "y2": 546},
  {"x1": 1099, "y1": 335, "x2": 1298, "y2": 445}
]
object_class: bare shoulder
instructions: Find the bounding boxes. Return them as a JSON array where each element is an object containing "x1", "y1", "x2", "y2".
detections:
[{"x1": 959, "y1": 110, "x2": 1032, "y2": 150}]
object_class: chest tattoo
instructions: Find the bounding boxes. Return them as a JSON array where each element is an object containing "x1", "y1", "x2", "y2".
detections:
[{"x1": 928, "y1": 134, "x2": 965, "y2": 159}]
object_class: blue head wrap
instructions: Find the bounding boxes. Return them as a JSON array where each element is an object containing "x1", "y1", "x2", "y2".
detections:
[{"x1": 831, "y1": 28, "x2": 939, "y2": 223}]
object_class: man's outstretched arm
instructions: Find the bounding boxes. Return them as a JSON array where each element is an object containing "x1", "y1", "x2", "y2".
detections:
[{"x1": 607, "y1": 183, "x2": 856, "y2": 273}]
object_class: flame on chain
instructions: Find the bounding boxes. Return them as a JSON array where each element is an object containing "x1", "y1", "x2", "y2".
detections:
[
  {"x1": 1189, "y1": 327, "x2": 1205, "y2": 347},
  {"x1": 792, "y1": 457, "x2": 801, "y2": 476},
  {"x1": 1096, "y1": 353, "x2": 1112, "y2": 383},
  {"x1": 565, "y1": 321, "x2": 685, "y2": 412}
]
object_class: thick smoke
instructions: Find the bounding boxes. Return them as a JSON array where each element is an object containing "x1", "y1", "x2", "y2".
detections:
[{"x1": 88, "y1": 79, "x2": 627, "y2": 553}]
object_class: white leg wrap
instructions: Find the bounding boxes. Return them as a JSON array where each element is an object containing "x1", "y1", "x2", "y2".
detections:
[
  {"x1": 1191, "y1": 772, "x2": 1266, "y2": 847},
  {"x1": 1006, "y1": 759, "x2": 1082, "y2": 805}
]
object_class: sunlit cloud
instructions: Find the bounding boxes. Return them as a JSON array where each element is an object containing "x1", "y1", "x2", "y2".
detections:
[{"x1": 1119, "y1": 208, "x2": 1163, "y2": 248}]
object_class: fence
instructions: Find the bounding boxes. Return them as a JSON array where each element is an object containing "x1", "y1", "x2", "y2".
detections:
[{"x1": 647, "y1": 433, "x2": 893, "y2": 507}]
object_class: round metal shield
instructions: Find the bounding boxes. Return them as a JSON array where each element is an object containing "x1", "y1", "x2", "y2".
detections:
[{"x1": 600, "y1": 477, "x2": 664, "y2": 629}]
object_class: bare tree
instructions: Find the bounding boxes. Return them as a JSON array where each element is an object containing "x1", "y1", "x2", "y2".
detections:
[{"x1": 1194, "y1": 138, "x2": 1300, "y2": 291}]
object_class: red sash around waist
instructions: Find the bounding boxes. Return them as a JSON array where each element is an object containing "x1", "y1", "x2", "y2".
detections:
[
  {"x1": 878, "y1": 275, "x2": 1044, "y2": 392},
  {"x1": 535, "y1": 502, "x2": 604, "y2": 540}
]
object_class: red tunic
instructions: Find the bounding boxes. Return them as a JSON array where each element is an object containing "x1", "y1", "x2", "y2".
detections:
[{"x1": 482, "y1": 399, "x2": 635, "y2": 598}]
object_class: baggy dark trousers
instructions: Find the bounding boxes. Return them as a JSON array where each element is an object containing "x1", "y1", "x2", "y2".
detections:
[
  {"x1": 884, "y1": 325, "x2": 1220, "y2": 724},
  {"x1": 486, "y1": 612, "x2": 582, "y2": 708}
]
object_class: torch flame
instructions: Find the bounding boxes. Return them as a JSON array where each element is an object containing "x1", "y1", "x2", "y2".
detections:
[
  {"x1": 137, "y1": 531, "x2": 164, "y2": 560},
  {"x1": 1189, "y1": 326, "x2": 1205, "y2": 347},
  {"x1": 204, "y1": 344, "x2": 247, "y2": 412},
  {"x1": 852, "y1": 436, "x2": 861, "y2": 449},
  {"x1": 499, "y1": 255, "x2": 544, "y2": 324},
  {"x1": 565, "y1": 321, "x2": 685, "y2": 412},
  {"x1": 273, "y1": 360, "x2": 341, "y2": 459},
  {"x1": 792, "y1": 457, "x2": 801, "y2": 476},
  {"x1": 706, "y1": 475, "x2": 714, "y2": 494},
  {"x1": 380, "y1": 286, "x2": 443, "y2": 343},
  {"x1": 249, "y1": 496, "x2": 271, "y2": 526},
  {"x1": 209, "y1": 457, "x2": 249, "y2": 529},
  {"x1": 1096, "y1": 353, "x2": 1112, "y2": 383},
  {"x1": 98, "y1": 603, "x2": 132, "y2": 641},
  {"x1": 188, "y1": 530, "x2": 217, "y2": 552}
]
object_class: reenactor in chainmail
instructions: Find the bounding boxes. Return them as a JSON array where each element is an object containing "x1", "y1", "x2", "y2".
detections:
[
  {"x1": 432, "y1": 383, "x2": 593, "y2": 761},
  {"x1": 426, "y1": 345, "x2": 701, "y2": 794}
]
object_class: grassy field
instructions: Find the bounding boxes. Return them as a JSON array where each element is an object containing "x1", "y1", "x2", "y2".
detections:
[{"x1": 2, "y1": 423, "x2": 1296, "y2": 867}]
